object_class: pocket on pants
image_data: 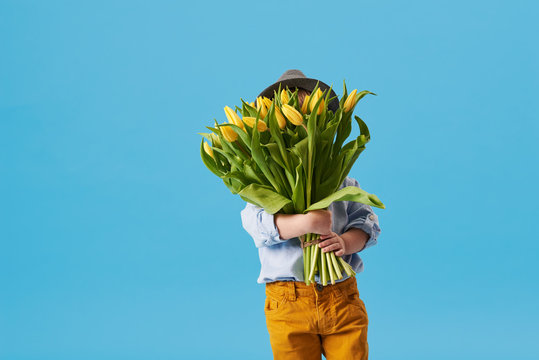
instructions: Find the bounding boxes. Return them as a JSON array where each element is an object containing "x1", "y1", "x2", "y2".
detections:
[
  {"x1": 264, "y1": 293, "x2": 288, "y2": 317},
  {"x1": 344, "y1": 287, "x2": 368, "y2": 321}
]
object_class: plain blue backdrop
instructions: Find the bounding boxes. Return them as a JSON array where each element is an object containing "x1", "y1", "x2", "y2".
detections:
[{"x1": 1, "y1": 1, "x2": 538, "y2": 359}]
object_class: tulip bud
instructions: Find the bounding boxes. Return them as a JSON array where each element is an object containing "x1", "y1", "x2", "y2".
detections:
[
  {"x1": 224, "y1": 106, "x2": 245, "y2": 130},
  {"x1": 343, "y1": 89, "x2": 358, "y2": 113},
  {"x1": 280, "y1": 89, "x2": 289, "y2": 105},
  {"x1": 243, "y1": 116, "x2": 268, "y2": 132},
  {"x1": 262, "y1": 96, "x2": 273, "y2": 109},
  {"x1": 256, "y1": 96, "x2": 268, "y2": 119},
  {"x1": 281, "y1": 104, "x2": 303, "y2": 126},
  {"x1": 210, "y1": 132, "x2": 221, "y2": 148},
  {"x1": 220, "y1": 124, "x2": 238, "y2": 142},
  {"x1": 309, "y1": 88, "x2": 325, "y2": 115},
  {"x1": 203, "y1": 141, "x2": 214, "y2": 158},
  {"x1": 301, "y1": 94, "x2": 311, "y2": 114},
  {"x1": 274, "y1": 107, "x2": 287, "y2": 129}
]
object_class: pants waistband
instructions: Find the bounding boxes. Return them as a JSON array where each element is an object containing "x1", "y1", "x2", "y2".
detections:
[{"x1": 265, "y1": 276, "x2": 358, "y2": 301}]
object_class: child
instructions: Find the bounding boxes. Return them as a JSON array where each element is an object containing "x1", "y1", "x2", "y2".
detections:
[{"x1": 240, "y1": 70, "x2": 382, "y2": 360}]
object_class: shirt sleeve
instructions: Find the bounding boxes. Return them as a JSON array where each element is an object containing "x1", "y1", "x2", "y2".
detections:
[
  {"x1": 240, "y1": 202, "x2": 288, "y2": 248},
  {"x1": 343, "y1": 178, "x2": 382, "y2": 252}
]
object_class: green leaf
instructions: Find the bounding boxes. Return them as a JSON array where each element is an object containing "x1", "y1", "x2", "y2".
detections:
[
  {"x1": 197, "y1": 132, "x2": 212, "y2": 142},
  {"x1": 354, "y1": 115, "x2": 371, "y2": 141},
  {"x1": 262, "y1": 143, "x2": 285, "y2": 168},
  {"x1": 316, "y1": 160, "x2": 343, "y2": 202},
  {"x1": 200, "y1": 139, "x2": 222, "y2": 177},
  {"x1": 292, "y1": 161, "x2": 305, "y2": 213},
  {"x1": 241, "y1": 99, "x2": 258, "y2": 117},
  {"x1": 221, "y1": 171, "x2": 250, "y2": 187},
  {"x1": 223, "y1": 177, "x2": 243, "y2": 195},
  {"x1": 243, "y1": 160, "x2": 264, "y2": 184},
  {"x1": 338, "y1": 148, "x2": 365, "y2": 188},
  {"x1": 291, "y1": 137, "x2": 309, "y2": 171},
  {"x1": 268, "y1": 157, "x2": 291, "y2": 199},
  {"x1": 205, "y1": 126, "x2": 219, "y2": 135},
  {"x1": 320, "y1": 122, "x2": 339, "y2": 143},
  {"x1": 340, "y1": 79, "x2": 349, "y2": 109},
  {"x1": 226, "y1": 123, "x2": 252, "y2": 151},
  {"x1": 213, "y1": 148, "x2": 243, "y2": 169},
  {"x1": 355, "y1": 90, "x2": 377, "y2": 104},
  {"x1": 211, "y1": 148, "x2": 228, "y2": 173},
  {"x1": 304, "y1": 186, "x2": 385, "y2": 212},
  {"x1": 251, "y1": 122, "x2": 280, "y2": 192},
  {"x1": 264, "y1": 142, "x2": 295, "y2": 191},
  {"x1": 238, "y1": 184, "x2": 292, "y2": 214}
]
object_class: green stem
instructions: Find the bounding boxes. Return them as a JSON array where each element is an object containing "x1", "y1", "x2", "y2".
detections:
[
  {"x1": 308, "y1": 236, "x2": 319, "y2": 281},
  {"x1": 321, "y1": 248, "x2": 328, "y2": 286},
  {"x1": 330, "y1": 252, "x2": 343, "y2": 280},
  {"x1": 316, "y1": 251, "x2": 321, "y2": 281},
  {"x1": 326, "y1": 251, "x2": 335, "y2": 285},
  {"x1": 305, "y1": 244, "x2": 311, "y2": 285},
  {"x1": 338, "y1": 256, "x2": 354, "y2": 277},
  {"x1": 303, "y1": 244, "x2": 307, "y2": 285}
]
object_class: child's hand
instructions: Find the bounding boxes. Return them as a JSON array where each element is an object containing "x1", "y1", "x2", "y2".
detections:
[
  {"x1": 306, "y1": 209, "x2": 332, "y2": 235},
  {"x1": 318, "y1": 232, "x2": 347, "y2": 256}
]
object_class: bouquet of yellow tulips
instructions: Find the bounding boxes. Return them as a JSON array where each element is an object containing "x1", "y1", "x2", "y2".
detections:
[{"x1": 199, "y1": 81, "x2": 385, "y2": 286}]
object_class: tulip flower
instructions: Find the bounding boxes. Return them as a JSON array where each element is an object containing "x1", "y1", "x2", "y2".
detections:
[
  {"x1": 274, "y1": 107, "x2": 287, "y2": 130},
  {"x1": 203, "y1": 141, "x2": 214, "y2": 158},
  {"x1": 220, "y1": 124, "x2": 238, "y2": 142},
  {"x1": 281, "y1": 104, "x2": 304, "y2": 126},
  {"x1": 243, "y1": 116, "x2": 268, "y2": 132},
  {"x1": 301, "y1": 94, "x2": 311, "y2": 114},
  {"x1": 224, "y1": 106, "x2": 245, "y2": 130},
  {"x1": 262, "y1": 96, "x2": 273, "y2": 109},
  {"x1": 280, "y1": 89, "x2": 289, "y2": 105},
  {"x1": 343, "y1": 89, "x2": 358, "y2": 113},
  {"x1": 256, "y1": 96, "x2": 268, "y2": 119},
  {"x1": 210, "y1": 133, "x2": 221, "y2": 148},
  {"x1": 310, "y1": 88, "x2": 325, "y2": 115}
]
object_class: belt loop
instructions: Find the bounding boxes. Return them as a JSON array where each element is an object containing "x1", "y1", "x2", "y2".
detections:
[{"x1": 287, "y1": 282, "x2": 297, "y2": 301}]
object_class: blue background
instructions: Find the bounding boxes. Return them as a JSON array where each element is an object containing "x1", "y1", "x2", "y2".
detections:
[{"x1": 1, "y1": 1, "x2": 538, "y2": 359}]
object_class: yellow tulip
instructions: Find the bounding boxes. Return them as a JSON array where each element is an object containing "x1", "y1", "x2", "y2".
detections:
[
  {"x1": 274, "y1": 107, "x2": 287, "y2": 129},
  {"x1": 243, "y1": 116, "x2": 268, "y2": 132},
  {"x1": 224, "y1": 106, "x2": 245, "y2": 130},
  {"x1": 262, "y1": 96, "x2": 273, "y2": 109},
  {"x1": 301, "y1": 94, "x2": 311, "y2": 114},
  {"x1": 280, "y1": 89, "x2": 289, "y2": 105},
  {"x1": 256, "y1": 96, "x2": 268, "y2": 119},
  {"x1": 343, "y1": 89, "x2": 358, "y2": 112},
  {"x1": 281, "y1": 104, "x2": 303, "y2": 126},
  {"x1": 203, "y1": 141, "x2": 214, "y2": 158},
  {"x1": 309, "y1": 88, "x2": 325, "y2": 115},
  {"x1": 220, "y1": 124, "x2": 238, "y2": 142}
]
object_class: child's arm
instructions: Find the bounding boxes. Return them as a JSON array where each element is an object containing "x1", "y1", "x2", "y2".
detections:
[
  {"x1": 318, "y1": 178, "x2": 382, "y2": 255},
  {"x1": 240, "y1": 202, "x2": 332, "y2": 248},
  {"x1": 343, "y1": 178, "x2": 381, "y2": 252},
  {"x1": 275, "y1": 209, "x2": 332, "y2": 239}
]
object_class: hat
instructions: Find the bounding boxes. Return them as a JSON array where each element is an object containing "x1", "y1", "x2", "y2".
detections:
[{"x1": 257, "y1": 69, "x2": 340, "y2": 112}]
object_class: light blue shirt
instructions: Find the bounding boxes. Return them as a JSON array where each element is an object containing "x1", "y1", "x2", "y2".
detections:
[{"x1": 240, "y1": 176, "x2": 382, "y2": 284}]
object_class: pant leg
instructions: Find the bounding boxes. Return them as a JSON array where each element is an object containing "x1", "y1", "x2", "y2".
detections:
[
  {"x1": 320, "y1": 281, "x2": 369, "y2": 360},
  {"x1": 264, "y1": 283, "x2": 322, "y2": 360}
]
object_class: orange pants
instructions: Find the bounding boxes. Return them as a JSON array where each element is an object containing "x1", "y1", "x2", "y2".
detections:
[{"x1": 264, "y1": 276, "x2": 369, "y2": 360}]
